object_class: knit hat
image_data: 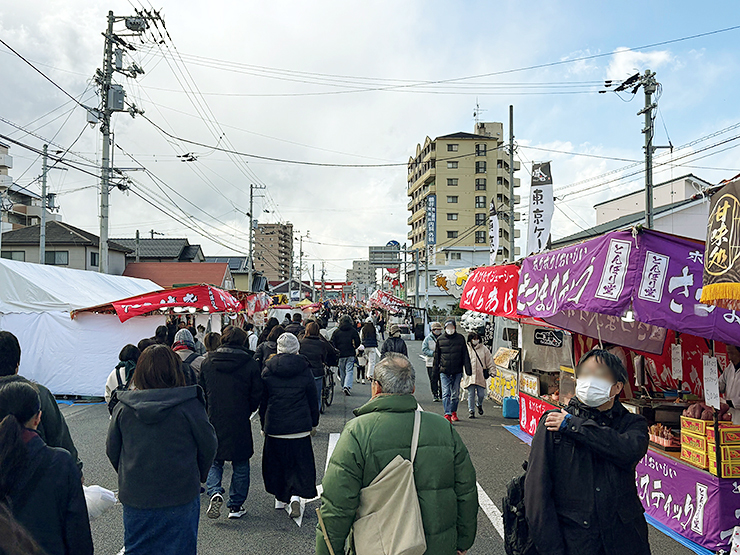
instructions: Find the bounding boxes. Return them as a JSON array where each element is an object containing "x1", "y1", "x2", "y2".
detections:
[
  {"x1": 389, "y1": 324, "x2": 400, "y2": 336},
  {"x1": 444, "y1": 319, "x2": 456, "y2": 329},
  {"x1": 173, "y1": 329, "x2": 195, "y2": 349},
  {"x1": 431, "y1": 322, "x2": 443, "y2": 330},
  {"x1": 277, "y1": 332, "x2": 300, "y2": 354}
]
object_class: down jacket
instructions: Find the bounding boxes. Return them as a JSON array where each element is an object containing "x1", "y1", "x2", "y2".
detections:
[
  {"x1": 433, "y1": 331, "x2": 472, "y2": 376},
  {"x1": 316, "y1": 394, "x2": 478, "y2": 555},
  {"x1": 300, "y1": 334, "x2": 332, "y2": 378},
  {"x1": 331, "y1": 317, "x2": 361, "y2": 358}
]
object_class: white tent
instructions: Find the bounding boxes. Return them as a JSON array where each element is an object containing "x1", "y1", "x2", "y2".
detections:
[{"x1": 0, "y1": 258, "x2": 163, "y2": 396}]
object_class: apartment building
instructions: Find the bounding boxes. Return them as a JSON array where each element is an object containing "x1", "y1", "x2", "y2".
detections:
[
  {"x1": 407, "y1": 122, "x2": 521, "y2": 264},
  {"x1": 254, "y1": 222, "x2": 293, "y2": 281},
  {"x1": 346, "y1": 259, "x2": 376, "y2": 300}
]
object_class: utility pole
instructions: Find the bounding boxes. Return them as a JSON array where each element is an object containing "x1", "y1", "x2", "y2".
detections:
[
  {"x1": 321, "y1": 261, "x2": 325, "y2": 301},
  {"x1": 508, "y1": 105, "x2": 515, "y2": 261},
  {"x1": 639, "y1": 70, "x2": 658, "y2": 228},
  {"x1": 415, "y1": 249, "x2": 420, "y2": 308},
  {"x1": 312, "y1": 264, "x2": 316, "y2": 302},
  {"x1": 424, "y1": 249, "x2": 429, "y2": 310},
  {"x1": 98, "y1": 11, "x2": 115, "y2": 274},
  {"x1": 248, "y1": 183, "x2": 254, "y2": 292},
  {"x1": 39, "y1": 144, "x2": 48, "y2": 264},
  {"x1": 135, "y1": 229, "x2": 140, "y2": 262}
]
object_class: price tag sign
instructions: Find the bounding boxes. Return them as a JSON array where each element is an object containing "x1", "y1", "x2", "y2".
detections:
[
  {"x1": 703, "y1": 355, "x2": 720, "y2": 410},
  {"x1": 671, "y1": 343, "x2": 683, "y2": 380}
]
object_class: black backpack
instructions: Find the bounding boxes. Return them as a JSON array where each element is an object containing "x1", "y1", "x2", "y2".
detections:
[
  {"x1": 502, "y1": 461, "x2": 539, "y2": 555},
  {"x1": 108, "y1": 365, "x2": 131, "y2": 415},
  {"x1": 181, "y1": 352, "x2": 199, "y2": 386}
]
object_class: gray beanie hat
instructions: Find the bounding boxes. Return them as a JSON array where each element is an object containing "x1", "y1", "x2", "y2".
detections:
[
  {"x1": 174, "y1": 328, "x2": 195, "y2": 349},
  {"x1": 277, "y1": 332, "x2": 300, "y2": 355}
]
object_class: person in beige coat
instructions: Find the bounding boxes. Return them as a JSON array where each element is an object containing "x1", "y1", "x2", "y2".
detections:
[{"x1": 462, "y1": 332, "x2": 496, "y2": 419}]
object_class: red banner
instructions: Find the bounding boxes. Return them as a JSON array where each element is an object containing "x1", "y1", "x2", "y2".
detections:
[
  {"x1": 459, "y1": 264, "x2": 519, "y2": 316},
  {"x1": 112, "y1": 285, "x2": 241, "y2": 322},
  {"x1": 519, "y1": 392, "x2": 557, "y2": 436},
  {"x1": 369, "y1": 290, "x2": 409, "y2": 313}
]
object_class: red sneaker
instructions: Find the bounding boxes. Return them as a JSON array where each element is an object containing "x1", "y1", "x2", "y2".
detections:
[
  {"x1": 451, "y1": 412, "x2": 459, "y2": 422},
  {"x1": 444, "y1": 414, "x2": 452, "y2": 422}
]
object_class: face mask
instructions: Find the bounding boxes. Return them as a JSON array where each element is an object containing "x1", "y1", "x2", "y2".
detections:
[
  {"x1": 445, "y1": 328, "x2": 454, "y2": 335},
  {"x1": 471, "y1": 339, "x2": 480, "y2": 346},
  {"x1": 575, "y1": 375, "x2": 615, "y2": 407},
  {"x1": 433, "y1": 330, "x2": 441, "y2": 336}
]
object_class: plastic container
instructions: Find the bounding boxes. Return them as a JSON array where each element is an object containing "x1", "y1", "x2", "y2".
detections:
[{"x1": 502, "y1": 396, "x2": 519, "y2": 419}]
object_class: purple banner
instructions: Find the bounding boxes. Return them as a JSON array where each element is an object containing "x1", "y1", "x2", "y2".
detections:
[
  {"x1": 636, "y1": 448, "x2": 740, "y2": 551},
  {"x1": 633, "y1": 230, "x2": 740, "y2": 347}
]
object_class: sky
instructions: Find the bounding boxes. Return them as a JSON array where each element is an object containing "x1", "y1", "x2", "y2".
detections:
[{"x1": 1, "y1": 1, "x2": 739, "y2": 280}]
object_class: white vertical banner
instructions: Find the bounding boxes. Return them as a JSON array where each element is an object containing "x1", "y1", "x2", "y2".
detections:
[
  {"x1": 489, "y1": 198, "x2": 499, "y2": 265},
  {"x1": 527, "y1": 162, "x2": 554, "y2": 254}
]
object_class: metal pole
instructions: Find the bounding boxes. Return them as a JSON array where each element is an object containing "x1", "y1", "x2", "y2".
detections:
[
  {"x1": 415, "y1": 249, "x2": 420, "y2": 308},
  {"x1": 299, "y1": 234, "x2": 304, "y2": 297},
  {"x1": 135, "y1": 229, "x2": 140, "y2": 262},
  {"x1": 39, "y1": 144, "x2": 48, "y2": 264},
  {"x1": 424, "y1": 247, "x2": 429, "y2": 310},
  {"x1": 288, "y1": 237, "x2": 293, "y2": 302},
  {"x1": 642, "y1": 70, "x2": 657, "y2": 229},
  {"x1": 508, "y1": 105, "x2": 515, "y2": 261},
  {"x1": 99, "y1": 11, "x2": 114, "y2": 273},
  {"x1": 0, "y1": 188, "x2": 4, "y2": 254},
  {"x1": 312, "y1": 264, "x2": 316, "y2": 302},
  {"x1": 247, "y1": 183, "x2": 254, "y2": 291}
]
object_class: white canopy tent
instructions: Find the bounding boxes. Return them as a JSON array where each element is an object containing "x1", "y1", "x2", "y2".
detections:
[{"x1": 0, "y1": 258, "x2": 162, "y2": 396}]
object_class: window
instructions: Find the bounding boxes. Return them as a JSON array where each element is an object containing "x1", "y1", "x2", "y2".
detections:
[
  {"x1": 446, "y1": 196, "x2": 458, "y2": 203},
  {"x1": 45, "y1": 251, "x2": 69, "y2": 265},
  {"x1": 447, "y1": 230, "x2": 458, "y2": 238},
  {"x1": 476, "y1": 144, "x2": 487, "y2": 156},
  {"x1": 1, "y1": 251, "x2": 25, "y2": 261},
  {"x1": 447, "y1": 144, "x2": 458, "y2": 152},
  {"x1": 447, "y1": 213, "x2": 458, "y2": 221},
  {"x1": 475, "y1": 178, "x2": 486, "y2": 190},
  {"x1": 90, "y1": 251, "x2": 99, "y2": 267},
  {"x1": 497, "y1": 160, "x2": 503, "y2": 169},
  {"x1": 475, "y1": 161, "x2": 487, "y2": 173},
  {"x1": 475, "y1": 196, "x2": 486, "y2": 208},
  {"x1": 475, "y1": 213, "x2": 486, "y2": 225},
  {"x1": 447, "y1": 178, "x2": 458, "y2": 186},
  {"x1": 475, "y1": 231, "x2": 487, "y2": 244},
  {"x1": 447, "y1": 161, "x2": 458, "y2": 169},
  {"x1": 449, "y1": 252, "x2": 462, "y2": 260}
]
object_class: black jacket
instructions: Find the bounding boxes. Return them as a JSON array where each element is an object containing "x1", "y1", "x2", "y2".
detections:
[
  {"x1": 199, "y1": 346, "x2": 263, "y2": 461},
  {"x1": 380, "y1": 336, "x2": 408, "y2": 357},
  {"x1": 360, "y1": 325, "x2": 378, "y2": 348},
  {"x1": 254, "y1": 340, "x2": 277, "y2": 368},
  {"x1": 331, "y1": 319, "x2": 361, "y2": 358},
  {"x1": 433, "y1": 332, "x2": 472, "y2": 376},
  {"x1": 300, "y1": 335, "x2": 331, "y2": 378},
  {"x1": 524, "y1": 399, "x2": 650, "y2": 555},
  {"x1": 0, "y1": 375, "x2": 81, "y2": 470},
  {"x1": 259, "y1": 353, "x2": 319, "y2": 436},
  {"x1": 9, "y1": 432, "x2": 92, "y2": 555},
  {"x1": 107, "y1": 386, "x2": 217, "y2": 509},
  {"x1": 285, "y1": 322, "x2": 305, "y2": 337}
]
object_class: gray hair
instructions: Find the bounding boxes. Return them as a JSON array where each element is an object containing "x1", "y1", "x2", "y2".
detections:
[{"x1": 374, "y1": 353, "x2": 415, "y2": 395}]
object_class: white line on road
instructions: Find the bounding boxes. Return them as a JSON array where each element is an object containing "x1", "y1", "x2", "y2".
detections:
[
  {"x1": 477, "y1": 482, "x2": 504, "y2": 539},
  {"x1": 325, "y1": 433, "x2": 340, "y2": 472}
]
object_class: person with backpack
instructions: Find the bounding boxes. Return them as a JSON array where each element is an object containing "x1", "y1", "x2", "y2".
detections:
[
  {"x1": 421, "y1": 322, "x2": 443, "y2": 402},
  {"x1": 199, "y1": 326, "x2": 263, "y2": 520},
  {"x1": 523, "y1": 349, "x2": 650, "y2": 555},
  {"x1": 285, "y1": 313, "x2": 305, "y2": 337},
  {"x1": 433, "y1": 319, "x2": 472, "y2": 423},
  {"x1": 172, "y1": 329, "x2": 203, "y2": 385},
  {"x1": 463, "y1": 332, "x2": 495, "y2": 419},
  {"x1": 300, "y1": 322, "x2": 334, "y2": 409},
  {"x1": 105, "y1": 344, "x2": 141, "y2": 405},
  {"x1": 316, "y1": 353, "x2": 477, "y2": 555},
  {"x1": 107, "y1": 345, "x2": 217, "y2": 555},
  {"x1": 380, "y1": 324, "x2": 408, "y2": 358},
  {"x1": 255, "y1": 325, "x2": 284, "y2": 369},
  {"x1": 0, "y1": 381, "x2": 93, "y2": 555},
  {"x1": 187, "y1": 325, "x2": 207, "y2": 356},
  {"x1": 331, "y1": 315, "x2": 361, "y2": 396},
  {"x1": 359, "y1": 320, "x2": 378, "y2": 379}
]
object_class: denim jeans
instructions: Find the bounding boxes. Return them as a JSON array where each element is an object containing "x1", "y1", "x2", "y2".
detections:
[
  {"x1": 207, "y1": 459, "x2": 251, "y2": 509},
  {"x1": 123, "y1": 496, "x2": 199, "y2": 555},
  {"x1": 338, "y1": 357, "x2": 354, "y2": 389},
  {"x1": 467, "y1": 384, "x2": 486, "y2": 412},
  {"x1": 314, "y1": 376, "x2": 323, "y2": 410},
  {"x1": 440, "y1": 373, "x2": 462, "y2": 415}
]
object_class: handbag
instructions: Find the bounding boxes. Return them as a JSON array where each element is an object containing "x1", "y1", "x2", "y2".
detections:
[{"x1": 353, "y1": 410, "x2": 426, "y2": 555}]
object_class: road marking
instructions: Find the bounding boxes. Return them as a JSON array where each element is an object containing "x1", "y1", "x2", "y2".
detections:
[
  {"x1": 325, "y1": 433, "x2": 340, "y2": 472},
  {"x1": 477, "y1": 482, "x2": 504, "y2": 539}
]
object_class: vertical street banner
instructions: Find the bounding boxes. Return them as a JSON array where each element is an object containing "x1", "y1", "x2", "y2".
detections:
[
  {"x1": 489, "y1": 198, "x2": 499, "y2": 264},
  {"x1": 426, "y1": 194, "x2": 437, "y2": 246},
  {"x1": 527, "y1": 162, "x2": 554, "y2": 255}
]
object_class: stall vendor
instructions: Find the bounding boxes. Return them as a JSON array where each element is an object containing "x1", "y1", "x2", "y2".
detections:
[{"x1": 720, "y1": 345, "x2": 740, "y2": 416}]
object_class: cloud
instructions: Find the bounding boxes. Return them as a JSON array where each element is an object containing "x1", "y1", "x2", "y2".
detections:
[{"x1": 606, "y1": 47, "x2": 673, "y2": 80}]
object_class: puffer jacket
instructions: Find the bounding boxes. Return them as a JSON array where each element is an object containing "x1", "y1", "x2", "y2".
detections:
[
  {"x1": 360, "y1": 324, "x2": 378, "y2": 348},
  {"x1": 421, "y1": 332, "x2": 440, "y2": 366},
  {"x1": 254, "y1": 340, "x2": 277, "y2": 367},
  {"x1": 462, "y1": 343, "x2": 495, "y2": 389},
  {"x1": 380, "y1": 336, "x2": 408, "y2": 357},
  {"x1": 316, "y1": 394, "x2": 478, "y2": 555},
  {"x1": 300, "y1": 335, "x2": 331, "y2": 378},
  {"x1": 524, "y1": 398, "x2": 650, "y2": 555},
  {"x1": 259, "y1": 353, "x2": 319, "y2": 436},
  {"x1": 433, "y1": 332, "x2": 472, "y2": 376},
  {"x1": 331, "y1": 317, "x2": 361, "y2": 358}
]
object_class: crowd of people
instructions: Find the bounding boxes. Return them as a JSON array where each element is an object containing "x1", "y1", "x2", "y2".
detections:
[{"x1": 0, "y1": 306, "x2": 658, "y2": 555}]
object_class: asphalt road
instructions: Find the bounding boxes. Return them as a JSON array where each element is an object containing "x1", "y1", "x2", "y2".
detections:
[{"x1": 62, "y1": 340, "x2": 694, "y2": 554}]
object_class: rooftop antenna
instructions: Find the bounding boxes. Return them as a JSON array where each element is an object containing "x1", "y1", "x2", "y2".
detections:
[{"x1": 473, "y1": 98, "x2": 487, "y2": 126}]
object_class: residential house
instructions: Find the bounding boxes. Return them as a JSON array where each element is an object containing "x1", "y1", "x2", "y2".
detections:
[{"x1": 122, "y1": 262, "x2": 234, "y2": 289}]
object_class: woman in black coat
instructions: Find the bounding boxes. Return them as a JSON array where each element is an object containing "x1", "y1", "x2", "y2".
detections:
[
  {"x1": 0, "y1": 381, "x2": 92, "y2": 555},
  {"x1": 258, "y1": 317, "x2": 279, "y2": 345},
  {"x1": 299, "y1": 322, "x2": 333, "y2": 409},
  {"x1": 259, "y1": 333, "x2": 319, "y2": 519},
  {"x1": 254, "y1": 325, "x2": 284, "y2": 368}
]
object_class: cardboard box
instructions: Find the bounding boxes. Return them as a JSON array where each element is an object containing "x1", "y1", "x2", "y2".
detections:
[
  {"x1": 708, "y1": 457, "x2": 740, "y2": 478},
  {"x1": 681, "y1": 445, "x2": 709, "y2": 469},
  {"x1": 706, "y1": 444, "x2": 740, "y2": 462},
  {"x1": 680, "y1": 416, "x2": 709, "y2": 436},
  {"x1": 681, "y1": 430, "x2": 708, "y2": 452},
  {"x1": 706, "y1": 425, "x2": 740, "y2": 445}
]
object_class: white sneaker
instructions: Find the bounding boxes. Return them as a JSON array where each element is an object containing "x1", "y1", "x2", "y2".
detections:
[
  {"x1": 207, "y1": 493, "x2": 223, "y2": 519},
  {"x1": 275, "y1": 499, "x2": 286, "y2": 510},
  {"x1": 289, "y1": 497, "x2": 301, "y2": 519},
  {"x1": 362, "y1": 379, "x2": 366, "y2": 384},
  {"x1": 228, "y1": 506, "x2": 247, "y2": 519}
]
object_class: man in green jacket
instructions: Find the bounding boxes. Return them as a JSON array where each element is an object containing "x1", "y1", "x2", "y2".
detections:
[{"x1": 316, "y1": 353, "x2": 478, "y2": 555}]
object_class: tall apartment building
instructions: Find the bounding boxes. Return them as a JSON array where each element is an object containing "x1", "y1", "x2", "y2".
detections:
[
  {"x1": 254, "y1": 222, "x2": 293, "y2": 282},
  {"x1": 407, "y1": 122, "x2": 521, "y2": 264},
  {"x1": 346, "y1": 259, "x2": 376, "y2": 286}
]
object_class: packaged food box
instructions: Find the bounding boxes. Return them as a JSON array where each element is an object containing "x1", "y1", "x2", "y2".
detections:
[
  {"x1": 681, "y1": 430, "x2": 708, "y2": 452},
  {"x1": 708, "y1": 457, "x2": 740, "y2": 478},
  {"x1": 680, "y1": 416, "x2": 709, "y2": 436},
  {"x1": 681, "y1": 445, "x2": 709, "y2": 469},
  {"x1": 706, "y1": 444, "x2": 740, "y2": 461},
  {"x1": 706, "y1": 425, "x2": 740, "y2": 445}
]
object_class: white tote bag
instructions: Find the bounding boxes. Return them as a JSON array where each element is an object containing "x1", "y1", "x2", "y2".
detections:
[{"x1": 352, "y1": 410, "x2": 426, "y2": 555}]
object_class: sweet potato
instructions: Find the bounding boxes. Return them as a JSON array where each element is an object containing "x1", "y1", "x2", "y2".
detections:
[
  {"x1": 700, "y1": 409, "x2": 714, "y2": 421},
  {"x1": 722, "y1": 413, "x2": 733, "y2": 421}
]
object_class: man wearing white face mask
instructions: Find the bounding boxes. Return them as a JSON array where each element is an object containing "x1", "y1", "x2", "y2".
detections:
[{"x1": 524, "y1": 348, "x2": 650, "y2": 555}]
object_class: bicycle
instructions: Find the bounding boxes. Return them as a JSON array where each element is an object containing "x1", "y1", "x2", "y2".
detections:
[{"x1": 321, "y1": 365, "x2": 335, "y2": 414}]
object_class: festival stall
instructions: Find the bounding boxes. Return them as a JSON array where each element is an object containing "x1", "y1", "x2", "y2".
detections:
[{"x1": 0, "y1": 257, "x2": 161, "y2": 396}]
